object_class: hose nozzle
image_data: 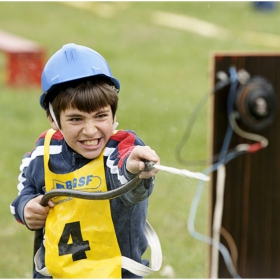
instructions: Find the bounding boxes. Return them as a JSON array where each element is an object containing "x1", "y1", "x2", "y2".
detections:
[{"x1": 144, "y1": 161, "x2": 156, "y2": 171}]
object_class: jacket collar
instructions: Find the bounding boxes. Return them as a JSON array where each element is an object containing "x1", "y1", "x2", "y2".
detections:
[{"x1": 61, "y1": 140, "x2": 91, "y2": 168}]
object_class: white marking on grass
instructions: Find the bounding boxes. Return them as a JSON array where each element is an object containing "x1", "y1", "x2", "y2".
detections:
[
  {"x1": 151, "y1": 10, "x2": 280, "y2": 49},
  {"x1": 242, "y1": 31, "x2": 280, "y2": 49},
  {"x1": 151, "y1": 11, "x2": 229, "y2": 39},
  {"x1": 64, "y1": 2, "x2": 116, "y2": 18},
  {"x1": 61, "y1": 4, "x2": 280, "y2": 49},
  {"x1": 63, "y1": 2, "x2": 131, "y2": 18}
]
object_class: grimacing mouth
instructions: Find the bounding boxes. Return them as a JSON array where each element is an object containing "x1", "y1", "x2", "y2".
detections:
[{"x1": 81, "y1": 139, "x2": 100, "y2": 146}]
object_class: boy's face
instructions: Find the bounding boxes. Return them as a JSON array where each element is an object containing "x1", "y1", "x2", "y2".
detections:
[{"x1": 56, "y1": 105, "x2": 115, "y2": 159}]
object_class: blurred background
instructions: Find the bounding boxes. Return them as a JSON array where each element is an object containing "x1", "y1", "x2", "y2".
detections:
[{"x1": 0, "y1": 1, "x2": 279, "y2": 278}]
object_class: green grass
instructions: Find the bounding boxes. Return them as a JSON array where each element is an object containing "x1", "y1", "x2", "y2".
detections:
[{"x1": 0, "y1": 1, "x2": 279, "y2": 278}]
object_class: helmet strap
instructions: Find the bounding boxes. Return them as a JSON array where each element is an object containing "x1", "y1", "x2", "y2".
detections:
[
  {"x1": 112, "y1": 121, "x2": 119, "y2": 131},
  {"x1": 49, "y1": 102, "x2": 63, "y2": 135}
]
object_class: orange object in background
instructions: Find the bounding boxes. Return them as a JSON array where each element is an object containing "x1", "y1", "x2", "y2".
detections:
[{"x1": 0, "y1": 29, "x2": 45, "y2": 87}]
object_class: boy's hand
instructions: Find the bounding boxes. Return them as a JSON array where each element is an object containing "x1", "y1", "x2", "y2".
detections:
[
  {"x1": 126, "y1": 146, "x2": 160, "y2": 179},
  {"x1": 24, "y1": 195, "x2": 55, "y2": 230}
]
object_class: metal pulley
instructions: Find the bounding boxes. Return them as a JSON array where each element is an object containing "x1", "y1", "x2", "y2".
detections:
[{"x1": 234, "y1": 76, "x2": 277, "y2": 130}]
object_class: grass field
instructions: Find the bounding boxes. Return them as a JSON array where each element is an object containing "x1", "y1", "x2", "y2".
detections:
[{"x1": 0, "y1": 1, "x2": 279, "y2": 278}]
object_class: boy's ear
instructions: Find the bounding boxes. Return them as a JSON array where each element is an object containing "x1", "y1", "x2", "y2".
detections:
[{"x1": 48, "y1": 115, "x2": 59, "y2": 131}]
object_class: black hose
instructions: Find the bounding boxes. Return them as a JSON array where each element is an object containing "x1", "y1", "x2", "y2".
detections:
[
  {"x1": 40, "y1": 173, "x2": 143, "y2": 206},
  {"x1": 40, "y1": 161, "x2": 156, "y2": 206}
]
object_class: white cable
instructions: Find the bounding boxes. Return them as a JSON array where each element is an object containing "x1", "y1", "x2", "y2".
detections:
[
  {"x1": 211, "y1": 164, "x2": 226, "y2": 278},
  {"x1": 153, "y1": 163, "x2": 210, "y2": 181},
  {"x1": 230, "y1": 112, "x2": 268, "y2": 148},
  {"x1": 208, "y1": 113, "x2": 267, "y2": 278}
]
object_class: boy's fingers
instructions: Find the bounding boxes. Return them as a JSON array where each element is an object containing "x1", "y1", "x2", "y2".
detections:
[
  {"x1": 127, "y1": 146, "x2": 160, "y2": 175},
  {"x1": 48, "y1": 199, "x2": 55, "y2": 208}
]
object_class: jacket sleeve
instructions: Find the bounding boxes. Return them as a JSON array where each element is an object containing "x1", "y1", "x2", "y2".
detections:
[
  {"x1": 10, "y1": 137, "x2": 46, "y2": 227},
  {"x1": 105, "y1": 130, "x2": 155, "y2": 207}
]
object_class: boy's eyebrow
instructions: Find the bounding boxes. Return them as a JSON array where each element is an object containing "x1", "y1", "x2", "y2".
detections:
[
  {"x1": 64, "y1": 113, "x2": 82, "y2": 117},
  {"x1": 64, "y1": 108, "x2": 110, "y2": 117},
  {"x1": 96, "y1": 108, "x2": 110, "y2": 113}
]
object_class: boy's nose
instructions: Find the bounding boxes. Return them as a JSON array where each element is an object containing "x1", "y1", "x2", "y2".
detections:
[{"x1": 82, "y1": 121, "x2": 97, "y2": 136}]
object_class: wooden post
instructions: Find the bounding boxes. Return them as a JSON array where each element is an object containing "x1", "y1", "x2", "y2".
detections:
[{"x1": 210, "y1": 53, "x2": 280, "y2": 278}]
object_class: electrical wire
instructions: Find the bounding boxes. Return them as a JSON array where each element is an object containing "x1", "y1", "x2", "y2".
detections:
[
  {"x1": 187, "y1": 164, "x2": 241, "y2": 279},
  {"x1": 217, "y1": 67, "x2": 239, "y2": 162},
  {"x1": 181, "y1": 68, "x2": 239, "y2": 278},
  {"x1": 182, "y1": 68, "x2": 241, "y2": 279},
  {"x1": 211, "y1": 164, "x2": 226, "y2": 278},
  {"x1": 220, "y1": 227, "x2": 239, "y2": 271},
  {"x1": 210, "y1": 67, "x2": 239, "y2": 278},
  {"x1": 230, "y1": 112, "x2": 268, "y2": 148},
  {"x1": 187, "y1": 66, "x2": 269, "y2": 279},
  {"x1": 175, "y1": 79, "x2": 231, "y2": 166}
]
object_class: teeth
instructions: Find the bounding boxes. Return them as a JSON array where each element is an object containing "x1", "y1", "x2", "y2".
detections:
[{"x1": 83, "y1": 140, "x2": 98, "y2": 146}]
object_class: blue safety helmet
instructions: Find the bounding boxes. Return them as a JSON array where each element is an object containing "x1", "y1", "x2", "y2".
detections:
[{"x1": 40, "y1": 43, "x2": 120, "y2": 110}]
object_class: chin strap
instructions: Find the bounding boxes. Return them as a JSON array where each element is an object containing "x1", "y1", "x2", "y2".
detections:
[
  {"x1": 49, "y1": 102, "x2": 63, "y2": 134},
  {"x1": 112, "y1": 121, "x2": 119, "y2": 131}
]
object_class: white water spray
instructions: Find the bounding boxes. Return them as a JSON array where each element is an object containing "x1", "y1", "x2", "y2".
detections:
[{"x1": 153, "y1": 163, "x2": 210, "y2": 182}]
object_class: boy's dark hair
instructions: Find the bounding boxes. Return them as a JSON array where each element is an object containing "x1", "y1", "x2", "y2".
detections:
[{"x1": 48, "y1": 80, "x2": 118, "y2": 128}]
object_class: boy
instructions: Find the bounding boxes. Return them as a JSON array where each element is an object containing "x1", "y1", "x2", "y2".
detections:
[{"x1": 10, "y1": 43, "x2": 161, "y2": 278}]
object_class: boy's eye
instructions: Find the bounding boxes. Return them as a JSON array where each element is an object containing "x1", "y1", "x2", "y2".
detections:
[
  {"x1": 96, "y1": 113, "x2": 107, "y2": 119},
  {"x1": 69, "y1": 117, "x2": 82, "y2": 122}
]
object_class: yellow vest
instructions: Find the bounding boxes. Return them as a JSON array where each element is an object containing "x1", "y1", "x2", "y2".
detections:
[{"x1": 43, "y1": 129, "x2": 122, "y2": 278}]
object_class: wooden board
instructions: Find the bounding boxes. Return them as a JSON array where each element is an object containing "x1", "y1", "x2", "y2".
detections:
[{"x1": 210, "y1": 53, "x2": 280, "y2": 278}]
